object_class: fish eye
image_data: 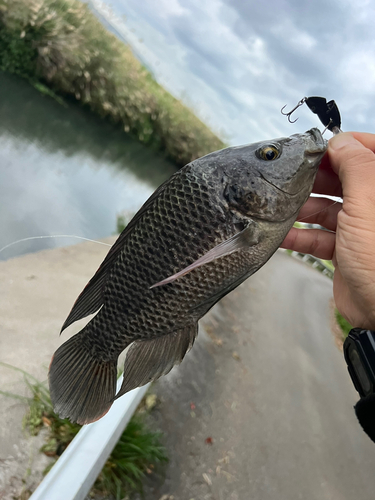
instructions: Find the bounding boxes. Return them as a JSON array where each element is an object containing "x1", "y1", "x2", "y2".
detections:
[{"x1": 258, "y1": 145, "x2": 280, "y2": 161}]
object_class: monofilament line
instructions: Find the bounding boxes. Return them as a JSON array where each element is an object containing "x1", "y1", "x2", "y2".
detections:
[
  {"x1": 0, "y1": 235, "x2": 113, "y2": 255},
  {"x1": 1, "y1": 202, "x2": 340, "y2": 256},
  {"x1": 298, "y1": 199, "x2": 340, "y2": 224}
]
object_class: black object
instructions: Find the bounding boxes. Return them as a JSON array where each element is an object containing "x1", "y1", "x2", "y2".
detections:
[
  {"x1": 344, "y1": 328, "x2": 375, "y2": 398},
  {"x1": 354, "y1": 394, "x2": 375, "y2": 443},
  {"x1": 305, "y1": 97, "x2": 341, "y2": 132},
  {"x1": 344, "y1": 328, "x2": 375, "y2": 443},
  {"x1": 281, "y1": 96, "x2": 341, "y2": 131}
]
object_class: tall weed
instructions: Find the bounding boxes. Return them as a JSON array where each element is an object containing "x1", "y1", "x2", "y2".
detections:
[{"x1": 0, "y1": 0, "x2": 224, "y2": 166}]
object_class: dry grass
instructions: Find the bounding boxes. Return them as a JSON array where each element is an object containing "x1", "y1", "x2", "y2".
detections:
[{"x1": 0, "y1": 0, "x2": 224, "y2": 166}]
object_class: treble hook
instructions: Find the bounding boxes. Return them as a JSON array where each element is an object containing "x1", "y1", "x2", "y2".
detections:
[
  {"x1": 281, "y1": 96, "x2": 342, "y2": 132},
  {"x1": 280, "y1": 98, "x2": 306, "y2": 123}
]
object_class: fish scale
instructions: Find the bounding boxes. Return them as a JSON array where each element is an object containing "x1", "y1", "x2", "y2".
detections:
[
  {"x1": 102, "y1": 173, "x2": 231, "y2": 334},
  {"x1": 49, "y1": 128, "x2": 327, "y2": 424}
]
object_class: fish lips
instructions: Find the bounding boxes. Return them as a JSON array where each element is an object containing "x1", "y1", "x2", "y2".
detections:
[{"x1": 303, "y1": 127, "x2": 328, "y2": 160}]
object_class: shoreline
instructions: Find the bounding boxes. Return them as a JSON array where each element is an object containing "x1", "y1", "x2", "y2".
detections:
[{"x1": 0, "y1": 0, "x2": 225, "y2": 168}]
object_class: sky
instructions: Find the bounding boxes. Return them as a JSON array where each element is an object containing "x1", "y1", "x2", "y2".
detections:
[{"x1": 89, "y1": 0, "x2": 375, "y2": 146}]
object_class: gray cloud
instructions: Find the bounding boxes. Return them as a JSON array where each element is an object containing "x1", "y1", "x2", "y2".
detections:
[{"x1": 91, "y1": 0, "x2": 375, "y2": 144}]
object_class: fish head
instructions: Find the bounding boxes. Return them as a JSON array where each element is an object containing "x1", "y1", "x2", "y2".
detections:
[{"x1": 220, "y1": 128, "x2": 327, "y2": 221}]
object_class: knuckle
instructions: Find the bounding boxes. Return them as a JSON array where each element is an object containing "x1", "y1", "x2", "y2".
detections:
[{"x1": 310, "y1": 231, "x2": 321, "y2": 255}]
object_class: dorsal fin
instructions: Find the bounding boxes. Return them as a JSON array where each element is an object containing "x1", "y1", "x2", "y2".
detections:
[{"x1": 61, "y1": 174, "x2": 177, "y2": 332}]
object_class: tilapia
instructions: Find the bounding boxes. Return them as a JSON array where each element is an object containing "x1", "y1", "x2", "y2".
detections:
[{"x1": 49, "y1": 128, "x2": 327, "y2": 424}]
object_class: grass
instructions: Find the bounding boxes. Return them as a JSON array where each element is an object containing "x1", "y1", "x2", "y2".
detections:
[
  {"x1": 0, "y1": 0, "x2": 224, "y2": 167},
  {"x1": 116, "y1": 211, "x2": 134, "y2": 234},
  {"x1": 335, "y1": 309, "x2": 352, "y2": 338},
  {"x1": 0, "y1": 362, "x2": 167, "y2": 499},
  {"x1": 96, "y1": 415, "x2": 166, "y2": 498}
]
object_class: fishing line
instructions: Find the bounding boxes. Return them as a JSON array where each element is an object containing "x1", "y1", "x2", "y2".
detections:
[
  {"x1": 0, "y1": 235, "x2": 112, "y2": 255},
  {"x1": 297, "y1": 199, "x2": 340, "y2": 224},
  {"x1": 1, "y1": 202, "x2": 341, "y2": 256}
]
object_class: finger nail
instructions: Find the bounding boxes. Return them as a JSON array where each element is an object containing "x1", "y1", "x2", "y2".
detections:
[{"x1": 329, "y1": 133, "x2": 359, "y2": 151}]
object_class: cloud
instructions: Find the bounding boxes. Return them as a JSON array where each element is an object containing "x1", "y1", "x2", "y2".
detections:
[{"x1": 90, "y1": 0, "x2": 375, "y2": 143}]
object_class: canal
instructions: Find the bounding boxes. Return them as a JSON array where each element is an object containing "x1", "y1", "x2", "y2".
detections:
[{"x1": 0, "y1": 72, "x2": 176, "y2": 260}]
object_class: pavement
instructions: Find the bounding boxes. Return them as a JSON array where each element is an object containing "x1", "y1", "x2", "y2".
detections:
[{"x1": 1, "y1": 242, "x2": 374, "y2": 499}]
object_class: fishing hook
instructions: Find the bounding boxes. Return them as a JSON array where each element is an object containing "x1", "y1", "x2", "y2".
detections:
[
  {"x1": 280, "y1": 98, "x2": 306, "y2": 123},
  {"x1": 281, "y1": 96, "x2": 342, "y2": 133},
  {"x1": 321, "y1": 118, "x2": 333, "y2": 136}
]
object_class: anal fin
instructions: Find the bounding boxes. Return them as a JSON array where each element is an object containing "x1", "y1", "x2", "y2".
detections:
[{"x1": 116, "y1": 323, "x2": 198, "y2": 398}]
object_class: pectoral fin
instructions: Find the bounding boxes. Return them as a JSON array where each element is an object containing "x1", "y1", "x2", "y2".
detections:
[{"x1": 150, "y1": 223, "x2": 259, "y2": 289}]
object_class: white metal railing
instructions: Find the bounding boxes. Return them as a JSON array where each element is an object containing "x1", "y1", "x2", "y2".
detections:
[
  {"x1": 30, "y1": 380, "x2": 149, "y2": 500},
  {"x1": 289, "y1": 250, "x2": 334, "y2": 279}
]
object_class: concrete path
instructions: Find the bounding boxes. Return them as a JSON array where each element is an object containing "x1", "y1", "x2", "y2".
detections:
[{"x1": 1, "y1": 242, "x2": 374, "y2": 499}]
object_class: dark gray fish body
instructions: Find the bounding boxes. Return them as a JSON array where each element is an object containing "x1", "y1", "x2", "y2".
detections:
[{"x1": 49, "y1": 128, "x2": 327, "y2": 424}]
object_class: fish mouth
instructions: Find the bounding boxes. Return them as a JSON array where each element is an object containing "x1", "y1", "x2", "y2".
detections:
[{"x1": 304, "y1": 128, "x2": 328, "y2": 156}]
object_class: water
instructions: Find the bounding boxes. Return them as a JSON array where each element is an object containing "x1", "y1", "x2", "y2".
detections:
[{"x1": 0, "y1": 72, "x2": 176, "y2": 260}]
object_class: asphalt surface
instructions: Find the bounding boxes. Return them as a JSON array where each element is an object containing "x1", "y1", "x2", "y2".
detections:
[
  {"x1": 143, "y1": 252, "x2": 375, "y2": 500},
  {"x1": 1, "y1": 243, "x2": 374, "y2": 499}
]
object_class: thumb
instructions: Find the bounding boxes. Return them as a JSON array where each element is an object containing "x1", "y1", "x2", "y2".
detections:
[{"x1": 328, "y1": 133, "x2": 375, "y2": 200}]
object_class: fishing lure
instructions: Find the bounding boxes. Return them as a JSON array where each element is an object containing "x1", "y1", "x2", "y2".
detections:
[{"x1": 281, "y1": 96, "x2": 342, "y2": 135}]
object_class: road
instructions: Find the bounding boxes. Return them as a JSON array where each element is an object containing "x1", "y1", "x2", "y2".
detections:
[{"x1": 143, "y1": 251, "x2": 375, "y2": 500}]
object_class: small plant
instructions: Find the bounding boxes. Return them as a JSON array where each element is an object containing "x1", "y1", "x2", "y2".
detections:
[
  {"x1": 335, "y1": 309, "x2": 352, "y2": 338},
  {"x1": 116, "y1": 211, "x2": 134, "y2": 234},
  {"x1": 95, "y1": 415, "x2": 167, "y2": 499},
  {"x1": 0, "y1": 362, "x2": 167, "y2": 499},
  {"x1": 116, "y1": 214, "x2": 127, "y2": 234}
]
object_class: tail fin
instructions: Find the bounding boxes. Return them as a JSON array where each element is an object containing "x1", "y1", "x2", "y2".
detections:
[{"x1": 49, "y1": 333, "x2": 117, "y2": 425}]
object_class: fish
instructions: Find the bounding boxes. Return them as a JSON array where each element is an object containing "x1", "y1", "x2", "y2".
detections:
[{"x1": 49, "y1": 128, "x2": 327, "y2": 424}]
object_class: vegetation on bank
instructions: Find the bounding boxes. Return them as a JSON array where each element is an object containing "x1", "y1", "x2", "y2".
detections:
[
  {"x1": 335, "y1": 309, "x2": 352, "y2": 338},
  {"x1": 0, "y1": 363, "x2": 167, "y2": 500},
  {"x1": 0, "y1": 0, "x2": 224, "y2": 167}
]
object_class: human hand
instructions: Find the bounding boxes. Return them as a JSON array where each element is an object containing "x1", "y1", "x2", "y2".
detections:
[{"x1": 281, "y1": 132, "x2": 375, "y2": 329}]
